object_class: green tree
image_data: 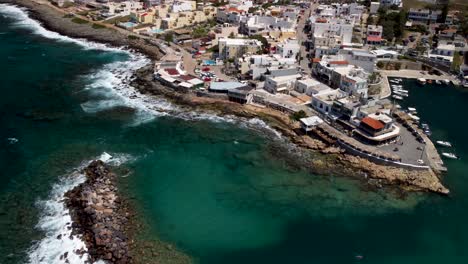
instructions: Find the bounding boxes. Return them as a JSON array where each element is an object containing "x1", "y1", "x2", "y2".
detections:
[
  {"x1": 452, "y1": 51, "x2": 462, "y2": 71},
  {"x1": 376, "y1": 61, "x2": 385, "y2": 69},
  {"x1": 290, "y1": 110, "x2": 307, "y2": 121},
  {"x1": 249, "y1": 34, "x2": 269, "y2": 53},
  {"x1": 164, "y1": 33, "x2": 174, "y2": 43}
]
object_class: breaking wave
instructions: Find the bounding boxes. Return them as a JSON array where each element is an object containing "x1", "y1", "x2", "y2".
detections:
[
  {"x1": 0, "y1": 4, "x2": 117, "y2": 51},
  {"x1": 27, "y1": 152, "x2": 134, "y2": 264}
]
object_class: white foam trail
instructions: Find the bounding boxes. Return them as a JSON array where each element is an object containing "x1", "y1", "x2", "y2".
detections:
[
  {"x1": 7, "y1": 137, "x2": 19, "y2": 144},
  {"x1": 27, "y1": 152, "x2": 135, "y2": 264},
  {"x1": 0, "y1": 4, "x2": 120, "y2": 51}
]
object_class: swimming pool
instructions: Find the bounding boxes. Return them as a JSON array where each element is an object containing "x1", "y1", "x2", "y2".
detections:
[
  {"x1": 119, "y1": 22, "x2": 137, "y2": 29},
  {"x1": 151, "y1": 28, "x2": 164, "y2": 34},
  {"x1": 203, "y1": 60, "x2": 216, "y2": 66}
]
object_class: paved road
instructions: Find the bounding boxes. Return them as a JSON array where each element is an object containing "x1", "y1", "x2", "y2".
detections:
[{"x1": 297, "y1": 2, "x2": 317, "y2": 76}]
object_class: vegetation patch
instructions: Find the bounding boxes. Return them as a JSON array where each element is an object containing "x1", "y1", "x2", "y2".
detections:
[
  {"x1": 71, "y1": 17, "x2": 89, "y2": 24},
  {"x1": 127, "y1": 35, "x2": 140, "y2": 40},
  {"x1": 92, "y1": 23, "x2": 106, "y2": 29}
]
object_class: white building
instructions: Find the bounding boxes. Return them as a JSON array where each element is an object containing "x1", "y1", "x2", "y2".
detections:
[
  {"x1": 295, "y1": 78, "x2": 333, "y2": 96},
  {"x1": 408, "y1": 8, "x2": 442, "y2": 23},
  {"x1": 240, "y1": 15, "x2": 296, "y2": 36},
  {"x1": 264, "y1": 74, "x2": 302, "y2": 94},
  {"x1": 276, "y1": 39, "x2": 300, "y2": 59},
  {"x1": 371, "y1": 49, "x2": 399, "y2": 60},
  {"x1": 380, "y1": 0, "x2": 402, "y2": 7},
  {"x1": 429, "y1": 44, "x2": 456, "y2": 63},
  {"x1": 171, "y1": 1, "x2": 196, "y2": 13},
  {"x1": 310, "y1": 16, "x2": 354, "y2": 44},
  {"x1": 103, "y1": 1, "x2": 143, "y2": 16},
  {"x1": 311, "y1": 89, "x2": 347, "y2": 115},
  {"x1": 218, "y1": 38, "x2": 262, "y2": 60},
  {"x1": 340, "y1": 69, "x2": 369, "y2": 98},
  {"x1": 366, "y1": 25, "x2": 383, "y2": 45},
  {"x1": 338, "y1": 48, "x2": 377, "y2": 73},
  {"x1": 370, "y1": 2, "x2": 380, "y2": 14}
]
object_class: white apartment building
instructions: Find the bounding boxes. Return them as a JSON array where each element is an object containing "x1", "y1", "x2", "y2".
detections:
[
  {"x1": 218, "y1": 38, "x2": 262, "y2": 60},
  {"x1": 380, "y1": 0, "x2": 402, "y2": 7},
  {"x1": 240, "y1": 15, "x2": 296, "y2": 36},
  {"x1": 264, "y1": 74, "x2": 302, "y2": 94},
  {"x1": 310, "y1": 16, "x2": 354, "y2": 45},
  {"x1": 103, "y1": 1, "x2": 143, "y2": 16},
  {"x1": 408, "y1": 8, "x2": 442, "y2": 23},
  {"x1": 276, "y1": 39, "x2": 300, "y2": 59},
  {"x1": 338, "y1": 48, "x2": 377, "y2": 73},
  {"x1": 171, "y1": 1, "x2": 196, "y2": 13}
]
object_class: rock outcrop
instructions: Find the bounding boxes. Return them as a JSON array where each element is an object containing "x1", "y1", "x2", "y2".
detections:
[{"x1": 65, "y1": 160, "x2": 131, "y2": 264}]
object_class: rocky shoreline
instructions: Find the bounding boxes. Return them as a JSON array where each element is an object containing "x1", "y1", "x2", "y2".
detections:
[
  {"x1": 65, "y1": 161, "x2": 131, "y2": 263},
  {"x1": 131, "y1": 65, "x2": 449, "y2": 195},
  {"x1": 1, "y1": 0, "x2": 163, "y2": 60}
]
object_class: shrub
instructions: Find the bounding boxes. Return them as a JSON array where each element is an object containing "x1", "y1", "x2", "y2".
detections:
[
  {"x1": 71, "y1": 17, "x2": 88, "y2": 24},
  {"x1": 127, "y1": 35, "x2": 140, "y2": 40},
  {"x1": 290, "y1": 110, "x2": 307, "y2": 121},
  {"x1": 92, "y1": 23, "x2": 106, "y2": 29},
  {"x1": 376, "y1": 61, "x2": 385, "y2": 69}
]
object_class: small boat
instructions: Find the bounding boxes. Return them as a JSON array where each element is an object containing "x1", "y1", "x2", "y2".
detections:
[
  {"x1": 408, "y1": 113, "x2": 420, "y2": 121},
  {"x1": 436, "y1": 80, "x2": 442, "y2": 85},
  {"x1": 442, "y1": 152, "x2": 459, "y2": 160},
  {"x1": 408, "y1": 107, "x2": 417, "y2": 112},
  {"x1": 392, "y1": 95, "x2": 403, "y2": 100},
  {"x1": 393, "y1": 91, "x2": 408, "y2": 97},
  {"x1": 417, "y1": 78, "x2": 426, "y2": 85},
  {"x1": 443, "y1": 79, "x2": 450, "y2": 85},
  {"x1": 395, "y1": 104, "x2": 402, "y2": 109},
  {"x1": 424, "y1": 129, "x2": 432, "y2": 136},
  {"x1": 436, "y1": 141, "x2": 452, "y2": 147},
  {"x1": 427, "y1": 79, "x2": 433, "y2": 84}
]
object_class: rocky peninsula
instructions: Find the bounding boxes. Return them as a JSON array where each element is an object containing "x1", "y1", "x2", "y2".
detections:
[{"x1": 65, "y1": 160, "x2": 131, "y2": 263}]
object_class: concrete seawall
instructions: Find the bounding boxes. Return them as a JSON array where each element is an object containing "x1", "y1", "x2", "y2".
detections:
[{"x1": 337, "y1": 140, "x2": 430, "y2": 171}]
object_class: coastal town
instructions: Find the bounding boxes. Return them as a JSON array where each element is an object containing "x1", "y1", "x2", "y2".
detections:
[
  {"x1": 3, "y1": 0, "x2": 468, "y2": 263},
  {"x1": 33, "y1": 0, "x2": 468, "y2": 192}
]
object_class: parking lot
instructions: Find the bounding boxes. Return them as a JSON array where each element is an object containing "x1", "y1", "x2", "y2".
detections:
[{"x1": 378, "y1": 124, "x2": 428, "y2": 165}]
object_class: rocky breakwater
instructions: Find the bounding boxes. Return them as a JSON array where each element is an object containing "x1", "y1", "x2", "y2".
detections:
[{"x1": 65, "y1": 160, "x2": 131, "y2": 263}]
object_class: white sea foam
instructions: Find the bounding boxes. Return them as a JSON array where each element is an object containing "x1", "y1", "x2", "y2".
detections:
[
  {"x1": 7, "y1": 137, "x2": 19, "y2": 144},
  {"x1": 27, "y1": 152, "x2": 135, "y2": 264},
  {"x1": 0, "y1": 4, "x2": 283, "y2": 138},
  {"x1": 27, "y1": 168, "x2": 89, "y2": 264},
  {"x1": 0, "y1": 4, "x2": 118, "y2": 51}
]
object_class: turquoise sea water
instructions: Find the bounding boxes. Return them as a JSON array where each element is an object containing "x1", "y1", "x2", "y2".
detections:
[{"x1": 1, "y1": 4, "x2": 468, "y2": 264}]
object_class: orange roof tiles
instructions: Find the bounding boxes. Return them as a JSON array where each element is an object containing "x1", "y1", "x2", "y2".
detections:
[{"x1": 361, "y1": 117, "x2": 385, "y2": 130}]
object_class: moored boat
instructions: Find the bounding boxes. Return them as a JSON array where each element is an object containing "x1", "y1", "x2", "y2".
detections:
[
  {"x1": 443, "y1": 79, "x2": 450, "y2": 85},
  {"x1": 417, "y1": 78, "x2": 426, "y2": 85},
  {"x1": 436, "y1": 141, "x2": 452, "y2": 147},
  {"x1": 392, "y1": 95, "x2": 403, "y2": 100},
  {"x1": 408, "y1": 113, "x2": 420, "y2": 121},
  {"x1": 436, "y1": 80, "x2": 442, "y2": 85},
  {"x1": 442, "y1": 152, "x2": 459, "y2": 160}
]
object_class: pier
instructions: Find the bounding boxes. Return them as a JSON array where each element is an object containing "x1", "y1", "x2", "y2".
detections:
[{"x1": 379, "y1": 69, "x2": 460, "y2": 99}]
